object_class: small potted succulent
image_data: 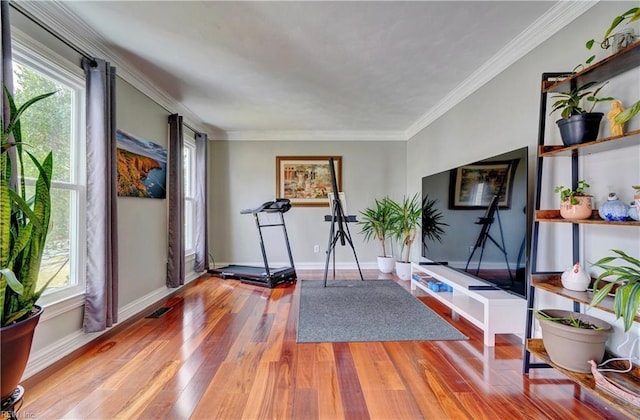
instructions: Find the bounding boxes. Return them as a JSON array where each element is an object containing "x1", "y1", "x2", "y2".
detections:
[
  {"x1": 554, "y1": 180, "x2": 593, "y2": 220},
  {"x1": 550, "y1": 81, "x2": 613, "y2": 146},
  {"x1": 359, "y1": 197, "x2": 395, "y2": 273}
]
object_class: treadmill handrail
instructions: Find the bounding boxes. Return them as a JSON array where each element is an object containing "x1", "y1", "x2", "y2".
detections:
[{"x1": 240, "y1": 198, "x2": 291, "y2": 214}]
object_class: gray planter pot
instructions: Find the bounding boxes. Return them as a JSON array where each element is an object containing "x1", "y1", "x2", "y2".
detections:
[
  {"x1": 556, "y1": 113, "x2": 603, "y2": 146},
  {"x1": 536, "y1": 309, "x2": 612, "y2": 373}
]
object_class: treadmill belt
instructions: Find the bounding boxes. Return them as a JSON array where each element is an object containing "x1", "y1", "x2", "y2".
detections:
[{"x1": 213, "y1": 265, "x2": 290, "y2": 276}]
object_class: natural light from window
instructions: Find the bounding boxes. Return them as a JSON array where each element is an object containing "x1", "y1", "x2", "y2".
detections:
[{"x1": 12, "y1": 50, "x2": 85, "y2": 301}]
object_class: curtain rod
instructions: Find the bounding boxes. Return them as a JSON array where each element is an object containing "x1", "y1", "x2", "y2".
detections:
[
  {"x1": 10, "y1": 2, "x2": 92, "y2": 61},
  {"x1": 10, "y1": 1, "x2": 203, "y2": 136}
]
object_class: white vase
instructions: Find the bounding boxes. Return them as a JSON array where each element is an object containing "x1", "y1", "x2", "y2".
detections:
[
  {"x1": 395, "y1": 261, "x2": 412, "y2": 281},
  {"x1": 377, "y1": 256, "x2": 395, "y2": 274}
]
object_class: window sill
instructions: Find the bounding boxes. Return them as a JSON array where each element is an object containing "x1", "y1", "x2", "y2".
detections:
[{"x1": 37, "y1": 292, "x2": 85, "y2": 323}]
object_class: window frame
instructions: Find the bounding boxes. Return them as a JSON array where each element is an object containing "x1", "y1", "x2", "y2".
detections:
[
  {"x1": 12, "y1": 35, "x2": 87, "y2": 308},
  {"x1": 183, "y1": 133, "x2": 196, "y2": 257}
]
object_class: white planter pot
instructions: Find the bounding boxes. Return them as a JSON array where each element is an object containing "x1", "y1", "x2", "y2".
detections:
[
  {"x1": 377, "y1": 256, "x2": 395, "y2": 274},
  {"x1": 395, "y1": 261, "x2": 412, "y2": 281}
]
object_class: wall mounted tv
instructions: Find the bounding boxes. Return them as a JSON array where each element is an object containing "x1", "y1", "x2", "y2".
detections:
[{"x1": 421, "y1": 147, "x2": 528, "y2": 299}]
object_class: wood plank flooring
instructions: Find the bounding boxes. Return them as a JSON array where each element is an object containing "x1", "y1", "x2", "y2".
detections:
[{"x1": 18, "y1": 270, "x2": 630, "y2": 419}]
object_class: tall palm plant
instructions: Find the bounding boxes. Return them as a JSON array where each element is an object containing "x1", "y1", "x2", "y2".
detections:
[
  {"x1": 389, "y1": 193, "x2": 422, "y2": 263},
  {"x1": 1, "y1": 87, "x2": 56, "y2": 326},
  {"x1": 359, "y1": 197, "x2": 394, "y2": 257}
]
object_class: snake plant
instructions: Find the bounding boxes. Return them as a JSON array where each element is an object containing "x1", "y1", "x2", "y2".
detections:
[{"x1": 1, "y1": 87, "x2": 56, "y2": 326}]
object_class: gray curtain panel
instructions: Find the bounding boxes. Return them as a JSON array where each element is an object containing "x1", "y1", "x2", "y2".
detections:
[
  {"x1": 194, "y1": 132, "x2": 209, "y2": 272},
  {"x1": 82, "y1": 57, "x2": 119, "y2": 333},
  {"x1": 167, "y1": 114, "x2": 184, "y2": 287}
]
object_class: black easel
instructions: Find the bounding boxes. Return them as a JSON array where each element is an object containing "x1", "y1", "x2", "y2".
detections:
[
  {"x1": 323, "y1": 157, "x2": 363, "y2": 287},
  {"x1": 464, "y1": 180, "x2": 513, "y2": 283}
]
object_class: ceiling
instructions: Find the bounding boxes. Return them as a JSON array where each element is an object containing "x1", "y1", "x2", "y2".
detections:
[{"x1": 19, "y1": 1, "x2": 596, "y2": 140}]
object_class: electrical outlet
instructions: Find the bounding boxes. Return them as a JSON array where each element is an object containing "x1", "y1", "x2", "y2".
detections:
[{"x1": 314, "y1": 245, "x2": 320, "y2": 253}]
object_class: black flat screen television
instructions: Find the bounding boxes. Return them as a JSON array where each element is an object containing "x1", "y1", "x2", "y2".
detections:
[{"x1": 421, "y1": 147, "x2": 528, "y2": 298}]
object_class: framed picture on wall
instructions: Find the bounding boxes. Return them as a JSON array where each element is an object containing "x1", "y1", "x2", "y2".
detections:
[
  {"x1": 449, "y1": 159, "x2": 518, "y2": 209},
  {"x1": 276, "y1": 156, "x2": 342, "y2": 207}
]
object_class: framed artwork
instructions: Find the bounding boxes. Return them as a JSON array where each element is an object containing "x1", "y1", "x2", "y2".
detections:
[
  {"x1": 276, "y1": 156, "x2": 342, "y2": 207},
  {"x1": 449, "y1": 159, "x2": 518, "y2": 209},
  {"x1": 116, "y1": 129, "x2": 167, "y2": 198}
]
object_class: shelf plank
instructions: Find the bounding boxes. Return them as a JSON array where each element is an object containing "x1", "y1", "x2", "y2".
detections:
[
  {"x1": 539, "y1": 130, "x2": 640, "y2": 157},
  {"x1": 543, "y1": 41, "x2": 640, "y2": 93},
  {"x1": 527, "y1": 339, "x2": 640, "y2": 418},
  {"x1": 535, "y1": 210, "x2": 640, "y2": 226},
  {"x1": 530, "y1": 273, "x2": 640, "y2": 323}
]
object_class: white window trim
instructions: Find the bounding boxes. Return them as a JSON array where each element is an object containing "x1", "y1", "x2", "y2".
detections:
[
  {"x1": 184, "y1": 134, "x2": 196, "y2": 257},
  {"x1": 12, "y1": 33, "x2": 87, "y2": 307}
]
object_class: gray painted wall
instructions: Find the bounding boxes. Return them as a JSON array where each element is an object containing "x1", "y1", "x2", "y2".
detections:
[{"x1": 209, "y1": 140, "x2": 406, "y2": 268}]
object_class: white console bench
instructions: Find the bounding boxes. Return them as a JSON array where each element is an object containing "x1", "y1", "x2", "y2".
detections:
[{"x1": 411, "y1": 263, "x2": 526, "y2": 347}]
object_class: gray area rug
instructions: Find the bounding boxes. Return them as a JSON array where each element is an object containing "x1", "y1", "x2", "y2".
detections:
[{"x1": 297, "y1": 279, "x2": 467, "y2": 343}]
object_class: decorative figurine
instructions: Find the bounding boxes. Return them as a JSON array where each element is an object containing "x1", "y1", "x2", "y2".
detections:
[
  {"x1": 607, "y1": 100, "x2": 625, "y2": 137},
  {"x1": 561, "y1": 262, "x2": 591, "y2": 292},
  {"x1": 599, "y1": 192, "x2": 630, "y2": 221}
]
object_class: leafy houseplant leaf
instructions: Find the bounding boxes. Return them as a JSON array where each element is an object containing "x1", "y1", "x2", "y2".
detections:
[{"x1": 591, "y1": 249, "x2": 640, "y2": 332}]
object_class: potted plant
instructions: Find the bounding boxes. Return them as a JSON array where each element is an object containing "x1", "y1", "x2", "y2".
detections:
[
  {"x1": 590, "y1": 249, "x2": 640, "y2": 333},
  {"x1": 585, "y1": 6, "x2": 640, "y2": 65},
  {"x1": 359, "y1": 197, "x2": 395, "y2": 273},
  {"x1": 550, "y1": 81, "x2": 614, "y2": 146},
  {"x1": 554, "y1": 180, "x2": 593, "y2": 220},
  {"x1": 388, "y1": 193, "x2": 421, "y2": 280},
  {"x1": 421, "y1": 194, "x2": 447, "y2": 252},
  {"x1": 1, "y1": 88, "x2": 56, "y2": 401},
  {"x1": 535, "y1": 309, "x2": 612, "y2": 373}
]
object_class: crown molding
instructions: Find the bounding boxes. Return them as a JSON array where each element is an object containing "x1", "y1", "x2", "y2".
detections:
[
  {"x1": 404, "y1": 0, "x2": 600, "y2": 140},
  {"x1": 13, "y1": 0, "x2": 209, "y2": 135},
  {"x1": 222, "y1": 130, "x2": 406, "y2": 141}
]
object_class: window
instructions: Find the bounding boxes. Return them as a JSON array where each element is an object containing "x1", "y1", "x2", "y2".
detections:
[
  {"x1": 12, "y1": 43, "x2": 86, "y2": 303},
  {"x1": 184, "y1": 134, "x2": 196, "y2": 256}
]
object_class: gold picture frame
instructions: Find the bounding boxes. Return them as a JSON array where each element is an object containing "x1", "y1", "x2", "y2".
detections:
[{"x1": 276, "y1": 156, "x2": 342, "y2": 207}]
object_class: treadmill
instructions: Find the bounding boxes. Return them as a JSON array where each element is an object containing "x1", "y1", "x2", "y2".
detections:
[{"x1": 208, "y1": 198, "x2": 297, "y2": 288}]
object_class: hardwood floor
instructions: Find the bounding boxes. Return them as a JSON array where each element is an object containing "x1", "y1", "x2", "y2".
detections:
[{"x1": 19, "y1": 270, "x2": 629, "y2": 419}]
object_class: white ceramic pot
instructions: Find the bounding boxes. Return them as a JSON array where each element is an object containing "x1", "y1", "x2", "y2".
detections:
[
  {"x1": 395, "y1": 261, "x2": 412, "y2": 281},
  {"x1": 377, "y1": 256, "x2": 395, "y2": 274},
  {"x1": 560, "y1": 196, "x2": 592, "y2": 220}
]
